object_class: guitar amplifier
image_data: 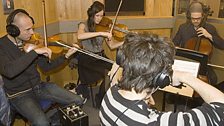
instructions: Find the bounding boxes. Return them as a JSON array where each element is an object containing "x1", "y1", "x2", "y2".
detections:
[{"x1": 59, "y1": 103, "x2": 88, "y2": 126}]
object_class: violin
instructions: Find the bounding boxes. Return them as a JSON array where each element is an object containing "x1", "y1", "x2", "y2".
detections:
[
  {"x1": 184, "y1": 5, "x2": 213, "y2": 56},
  {"x1": 96, "y1": 17, "x2": 129, "y2": 41},
  {"x1": 95, "y1": 0, "x2": 129, "y2": 42},
  {"x1": 23, "y1": 33, "x2": 64, "y2": 55},
  {"x1": 23, "y1": 0, "x2": 64, "y2": 56}
]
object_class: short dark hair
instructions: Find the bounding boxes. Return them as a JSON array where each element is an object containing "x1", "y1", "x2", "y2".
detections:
[
  {"x1": 186, "y1": 1, "x2": 205, "y2": 20},
  {"x1": 117, "y1": 33, "x2": 175, "y2": 93}
]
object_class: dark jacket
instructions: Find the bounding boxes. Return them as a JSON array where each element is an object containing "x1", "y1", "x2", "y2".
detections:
[
  {"x1": 173, "y1": 22, "x2": 224, "y2": 49},
  {"x1": 0, "y1": 35, "x2": 66, "y2": 95}
]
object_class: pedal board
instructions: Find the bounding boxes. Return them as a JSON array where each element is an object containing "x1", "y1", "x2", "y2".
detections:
[{"x1": 59, "y1": 103, "x2": 88, "y2": 126}]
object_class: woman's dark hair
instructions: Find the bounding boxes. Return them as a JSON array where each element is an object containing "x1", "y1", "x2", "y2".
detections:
[
  {"x1": 117, "y1": 33, "x2": 175, "y2": 93},
  {"x1": 87, "y1": 1, "x2": 104, "y2": 32}
]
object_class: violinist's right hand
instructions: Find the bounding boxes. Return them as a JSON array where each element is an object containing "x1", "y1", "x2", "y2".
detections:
[
  {"x1": 65, "y1": 44, "x2": 80, "y2": 59},
  {"x1": 100, "y1": 32, "x2": 112, "y2": 41},
  {"x1": 34, "y1": 47, "x2": 52, "y2": 59},
  {"x1": 196, "y1": 27, "x2": 213, "y2": 41}
]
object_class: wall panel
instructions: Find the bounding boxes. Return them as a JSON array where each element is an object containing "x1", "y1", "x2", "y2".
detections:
[{"x1": 0, "y1": 0, "x2": 177, "y2": 85}]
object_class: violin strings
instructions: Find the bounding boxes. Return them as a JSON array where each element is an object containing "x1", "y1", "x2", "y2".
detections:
[{"x1": 55, "y1": 41, "x2": 114, "y2": 64}]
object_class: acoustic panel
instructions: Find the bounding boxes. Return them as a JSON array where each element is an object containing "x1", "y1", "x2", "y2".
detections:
[{"x1": 105, "y1": 0, "x2": 145, "y2": 16}]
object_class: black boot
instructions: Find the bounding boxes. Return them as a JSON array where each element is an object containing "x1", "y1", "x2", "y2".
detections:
[{"x1": 95, "y1": 80, "x2": 106, "y2": 109}]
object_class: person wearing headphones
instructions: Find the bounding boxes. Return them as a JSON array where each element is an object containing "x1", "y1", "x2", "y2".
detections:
[
  {"x1": 173, "y1": 1, "x2": 224, "y2": 85},
  {"x1": 0, "y1": 9, "x2": 84, "y2": 126},
  {"x1": 99, "y1": 32, "x2": 224, "y2": 125}
]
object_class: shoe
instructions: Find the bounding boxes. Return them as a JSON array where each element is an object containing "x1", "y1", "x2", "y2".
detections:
[
  {"x1": 64, "y1": 82, "x2": 76, "y2": 90},
  {"x1": 82, "y1": 96, "x2": 88, "y2": 105},
  {"x1": 78, "y1": 94, "x2": 88, "y2": 105},
  {"x1": 75, "y1": 84, "x2": 90, "y2": 99}
]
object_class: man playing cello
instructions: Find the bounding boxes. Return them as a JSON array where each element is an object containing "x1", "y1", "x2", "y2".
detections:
[{"x1": 173, "y1": 1, "x2": 224, "y2": 85}]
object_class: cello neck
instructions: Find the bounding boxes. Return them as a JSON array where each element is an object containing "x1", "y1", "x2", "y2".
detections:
[{"x1": 194, "y1": 35, "x2": 201, "y2": 51}]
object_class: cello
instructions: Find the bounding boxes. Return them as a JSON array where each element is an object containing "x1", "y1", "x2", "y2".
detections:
[
  {"x1": 184, "y1": 4, "x2": 216, "y2": 85},
  {"x1": 184, "y1": 5, "x2": 213, "y2": 56}
]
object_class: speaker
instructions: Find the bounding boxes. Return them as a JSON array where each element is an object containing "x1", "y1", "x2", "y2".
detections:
[{"x1": 6, "y1": 9, "x2": 34, "y2": 38}]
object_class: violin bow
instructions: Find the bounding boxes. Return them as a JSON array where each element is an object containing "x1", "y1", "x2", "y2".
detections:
[
  {"x1": 109, "y1": 0, "x2": 123, "y2": 33},
  {"x1": 55, "y1": 41, "x2": 114, "y2": 64},
  {"x1": 42, "y1": 0, "x2": 48, "y2": 47}
]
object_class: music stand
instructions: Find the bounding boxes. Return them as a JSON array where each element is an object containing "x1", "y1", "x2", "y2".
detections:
[
  {"x1": 175, "y1": 47, "x2": 208, "y2": 76},
  {"x1": 162, "y1": 47, "x2": 209, "y2": 111}
]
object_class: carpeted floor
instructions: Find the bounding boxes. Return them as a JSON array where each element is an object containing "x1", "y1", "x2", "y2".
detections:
[{"x1": 13, "y1": 86, "x2": 198, "y2": 126}]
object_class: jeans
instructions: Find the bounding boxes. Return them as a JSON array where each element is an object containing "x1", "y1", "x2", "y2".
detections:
[
  {"x1": 0, "y1": 86, "x2": 11, "y2": 126},
  {"x1": 9, "y1": 82, "x2": 83, "y2": 126}
]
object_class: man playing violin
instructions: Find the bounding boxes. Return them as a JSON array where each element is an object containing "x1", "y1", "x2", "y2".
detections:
[
  {"x1": 173, "y1": 1, "x2": 224, "y2": 85},
  {"x1": 0, "y1": 9, "x2": 84, "y2": 126},
  {"x1": 75, "y1": 1, "x2": 124, "y2": 108}
]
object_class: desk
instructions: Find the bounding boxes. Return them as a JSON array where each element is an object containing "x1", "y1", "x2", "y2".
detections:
[
  {"x1": 160, "y1": 59, "x2": 200, "y2": 111},
  {"x1": 160, "y1": 59, "x2": 200, "y2": 97}
]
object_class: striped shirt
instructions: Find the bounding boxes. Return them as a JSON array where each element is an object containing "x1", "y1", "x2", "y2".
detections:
[{"x1": 99, "y1": 85, "x2": 224, "y2": 126}]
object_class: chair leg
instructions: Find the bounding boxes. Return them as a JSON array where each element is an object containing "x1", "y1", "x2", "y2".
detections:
[
  {"x1": 89, "y1": 85, "x2": 95, "y2": 108},
  {"x1": 162, "y1": 92, "x2": 166, "y2": 111}
]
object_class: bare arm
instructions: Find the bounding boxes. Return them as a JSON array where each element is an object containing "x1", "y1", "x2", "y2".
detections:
[
  {"x1": 77, "y1": 23, "x2": 111, "y2": 40},
  {"x1": 106, "y1": 38, "x2": 124, "y2": 50},
  {"x1": 172, "y1": 70, "x2": 224, "y2": 104}
]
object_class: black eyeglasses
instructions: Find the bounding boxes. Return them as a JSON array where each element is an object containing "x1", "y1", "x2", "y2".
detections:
[{"x1": 191, "y1": 17, "x2": 202, "y2": 21}]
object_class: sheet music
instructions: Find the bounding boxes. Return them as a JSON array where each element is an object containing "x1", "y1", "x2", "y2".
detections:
[
  {"x1": 173, "y1": 59, "x2": 200, "y2": 77},
  {"x1": 160, "y1": 59, "x2": 200, "y2": 97}
]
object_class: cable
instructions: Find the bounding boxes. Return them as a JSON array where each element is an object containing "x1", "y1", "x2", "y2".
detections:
[
  {"x1": 112, "y1": 86, "x2": 159, "y2": 125},
  {"x1": 112, "y1": 99, "x2": 142, "y2": 126}
]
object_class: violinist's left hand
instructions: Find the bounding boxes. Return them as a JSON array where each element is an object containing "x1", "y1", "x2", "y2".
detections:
[
  {"x1": 65, "y1": 44, "x2": 80, "y2": 59},
  {"x1": 34, "y1": 47, "x2": 52, "y2": 59},
  {"x1": 23, "y1": 43, "x2": 38, "y2": 53},
  {"x1": 101, "y1": 32, "x2": 112, "y2": 41},
  {"x1": 197, "y1": 27, "x2": 213, "y2": 41}
]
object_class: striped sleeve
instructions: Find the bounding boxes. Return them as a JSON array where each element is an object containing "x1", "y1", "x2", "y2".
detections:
[{"x1": 158, "y1": 102, "x2": 224, "y2": 126}]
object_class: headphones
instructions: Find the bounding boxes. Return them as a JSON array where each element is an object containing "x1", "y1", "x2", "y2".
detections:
[
  {"x1": 186, "y1": 1, "x2": 205, "y2": 20},
  {"x1": 152, "y1": 66, "x2": 172, "y2": 88},
  {"x1": 6, "y1": 9, "x2": 34, "y2": 38},
  {"x1": 116, "y1": 48, "x2": 172, "y2": 89}
]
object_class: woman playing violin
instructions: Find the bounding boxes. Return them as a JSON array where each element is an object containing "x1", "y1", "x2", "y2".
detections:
[
  {"x1": 173, "y1": 1, "x2": 224, "y2": 85},
  {"x1": 76, "y1": 1, "x2": 124, "y2": 108}
]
